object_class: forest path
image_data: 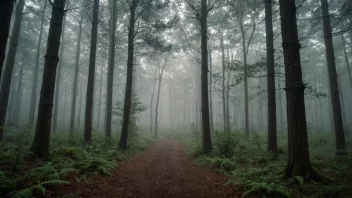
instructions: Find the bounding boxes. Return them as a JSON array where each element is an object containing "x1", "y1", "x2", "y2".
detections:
[{"x1": 61, "y1": 139, "x2": 240, "y2": 198}]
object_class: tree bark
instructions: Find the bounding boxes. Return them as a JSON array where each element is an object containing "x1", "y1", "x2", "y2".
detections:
[
  {"x1": 0, "y1": 0, "x2": 15, "y2": 82},
  {"x1": 105, "y1": 0, "x2": 118, "y2": 138},
  {"x1": 320, "y1": 0, "x2": 347, "y2": 155},
  {"x1": 29, "y1": 0, "x2": 47, "y2": 126},
  {"x1": 0, "y1": 0, "x2": 25, "y2": 141},
  {"x1": 69, "y1": 11, "x2": 83, "y2": 134},
  {"x1": 29, "y1": 0, "x2": 66, "y2": 157},
  {"x1": 200, "y1": 0, "x2": 212, "y2": 152},
  {"x1": 150, "y1": 71, "x2": 157, "y2": 135},
  {"x1": 279, "y1": 0, "x2": 316, "y2": 179},
  {"x1": 119, "y1": 0, "x2": 137, "y2": 149},
  {"x1": 209, "y1": 45, "x2": 214, "y2": 133},
  {"x1": 265, "y1": 0, "x2": 277, "y2": 153},
  {"x1": 84, "y1": 0, "x2": 100, "y2": 143}
]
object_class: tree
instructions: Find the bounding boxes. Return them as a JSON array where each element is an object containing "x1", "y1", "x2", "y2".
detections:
[
  {"x1": 0, "y1": 0, "x2": 15, "y2": 83},
  {"x1": 105, "y1": 0, "x2": 118, "y2": 138},
  {"x1": 29, "y1": 0, "x2": 47, "y2": 127},
  {"x1": 84, "y1": 0, "x2": 100, "y2": 143},
  {"x1": 69, "y1": 8, "x2": 83, "y2": 134},
  {"x1": 0, "y1": 0, "x2": 25, "y2": 141},
  {"x1": 155, "y1": 55, "x2": 170, "y2": 138},
  {"x1": 200, "y1": 0, "x2": 212, "y2": 152},
  {"x1": 119, "y1": 0, "x2": 138, "y2": 149},
  {"x1": 30, "y1": 0, "x2": 67, "y2": 157},
  {"x1": 320, "y1": 0, "x2": 347, "y2": 155},
  {"x1": 265, "y1": 0, "x2": 277, "y2": 153},
  {"x1": 279, "y1": 0, "x2": 316, "y2": 179}
]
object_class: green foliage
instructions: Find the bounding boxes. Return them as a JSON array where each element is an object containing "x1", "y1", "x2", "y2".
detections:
[
  {"x1": 241, "y1": 180, "x2": 290, "y2": 197},
  {"x1": 0, "y1": 128, "x2": 154, "y2": 198}
]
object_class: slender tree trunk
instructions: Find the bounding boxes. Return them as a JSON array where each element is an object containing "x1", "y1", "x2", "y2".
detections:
[
  {"x1": 84, "y1": 0, "x2": 100, "y2": 143},
  {"x1": 69, "y1": 11, "x2": 83, "y2": 134},
  {"x1": 120, "y1": 0, "x2": 137, "y2": 149},
  {"x1": 200, "y1": 0, "x2": 212, "y2": 152},
  {"x1": 209, "y1": 45, "x2": 214, "y2": 133},
  {"x1": 337, "y1": 76, "x2": 347, "y2": 129},
  {"x1": 13, "y1": 58, "x2": 25, "y2": 124},
  {"x1": 30, "y1": 0, "x2": 66, "y2": 157},
  {"x1": 155, "y1": 57, "x2": 168, "y2": 138},
  {"x1": 97, "y1": 62, "x2": 103, "y2": 130},
  {"x1": 320, "y1": 0, "x2": 347, "y2": 155},
  {"x1": 265, "y1": 0, "x2": 277, "y2": 153},
  {"x1": 105, "y1": 0, "x2": 117, "y2": 138},
  {"x1": 279, "y1": 0, "x2": 316, "y2": 179},
  {"x1": 0, "y1": 0, "x2": 25, "y2": 141},
  {"x1": 29, "y1": 0, "x2": 47, "y2": 126},
  {"x1": 0, "y1": 0, "x2": 15, "y2": 81},
  {"x1": 220, "y1": 34, "x2": 227, "y2": 132},
  {"x1": 169, "y1": 73, "x2": 173, "y2": 130},
  {"x1": 150, "y1": 71, "x2": 157, "y2": 134}
]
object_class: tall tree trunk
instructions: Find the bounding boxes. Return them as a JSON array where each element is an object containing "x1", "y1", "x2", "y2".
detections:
[
  {"x1": 69, "y1": 11, "x2": 83, "y2": 134},
  {"x1": 29, "y1": 0, "x2": 47, "y2": 126},
  {"x1": 29, "y1": 0, "x2": 66, "y2": 157},
  {"x1": 0, "y1": 0, "x2": 25, "y2": 141},
  {"x1": 169, "y1": 73, "x2": 172, "y2": 130},
  {"x1": 84, "y1": 0, "x2": 100, "y2": 143},
  {"x1": 320, "y1": 0, "x2": 347, "y2": 155},
  {"x1": 97, "y1": 62, "x2": 103, "y2": 130},
  {"x1": 220, "y1": 34, "x2": 227, "y2": 132},
  {"x1": 150, "y1": 71, "x2": 157, "y2": 135},
  {"x1": 154, "y1": 57, "x2": 168, "y2": 138},
  {"x1": 52, "y1": 10, "x2": 67, "y2": 133},
  {"x1": 279, "y1": 0, "x2": 316, "y2": 179},
  {"x1": 13, "y1": 57, "x2": 25, "y2": 124},
  {"x1": 120, "y1": 0, "x2": 137, "y2": 149},
  {"x1": 105, "y1": 0, "x2": 117, "y2": 138},
  {"x1": 0, "y1": 0, "x2": 15, "y2": 81},
  {"x1": 209, "y1": 45, "x2": 214, "y2": 133},
  {"x1": 200, "y1": 0, "x2": 212, "y2": 152},
  {"x1": 337, "y1": 76, "x2": 348, "y2": 130},
  {"x1": 265, "y1": 0, "x2": 277, "y2": 153}
]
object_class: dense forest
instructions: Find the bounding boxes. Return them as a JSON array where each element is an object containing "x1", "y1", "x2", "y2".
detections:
[{"x1": 0, "y1": 0, "x2": 352, "y2": 197}]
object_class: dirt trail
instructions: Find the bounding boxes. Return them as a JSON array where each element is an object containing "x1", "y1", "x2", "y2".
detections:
[{"x1": 58, "y1": 140, "x2": 240, "y2": 198}]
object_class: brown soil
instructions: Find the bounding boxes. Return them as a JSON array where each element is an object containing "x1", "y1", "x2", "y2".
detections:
[{"x1": 53, "y1": 139, "x2": 241, "y2": 198}]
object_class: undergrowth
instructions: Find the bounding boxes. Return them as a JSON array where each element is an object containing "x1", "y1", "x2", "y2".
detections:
[
  {"x1": 0, "y1": 128, "x2": 154, "y2": 198},
  {"x1": 186, "y1": 131, "x2": 352, "y2": 198}
]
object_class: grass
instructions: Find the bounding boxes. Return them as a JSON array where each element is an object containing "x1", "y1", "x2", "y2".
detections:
[
  {"x1": 0, "y1": 127, "x2": 154, "y2": 198},
  {"x1": 183, "y1": 130, "x2": 352, "y2": 198}
]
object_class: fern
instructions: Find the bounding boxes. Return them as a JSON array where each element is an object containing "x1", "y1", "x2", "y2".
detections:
[{"x1": 242, "y1": 180, "x2": 290, "y2": 198}]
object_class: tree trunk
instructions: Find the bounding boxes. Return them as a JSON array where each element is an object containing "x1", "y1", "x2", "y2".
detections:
[
  {"x1": 337, "y1": 76, "x2": 347, "y2": 130},
  {"x1": 0, "y1": 0, "x2": 15, "y2": 82},
  {"x1": 209, "y1": 45, "x2": 214, "y2": 133},
  {"x1": 29, "y1": 0, "x2": 47, "y2": 126},
  {"x1": 320, "y1": 0, "x2": 347, "y2": 155},
  {"x1": 220, "y1": 34, "x2": 227, "y2": 132},
  {"x1": 279, "y1": 0, "x2": 316, "y2": 179},
  {"x1": 69, "y1": 11, "x2": 83, "y2": 134},
  {"x1": 0, "y1": 0, "x2": 25, "y2": 141},
  {"x1": 52, "y1": 9, "x2": 67, "y2": 133},
  {"x1": 120, "y1": 0, "x2": 137, "y2": 149},
  {"x1": 97, "y1": 62, "x2": 103, "y2": 130},
  {"x1": 169, "y1": 73, "x2": 173, "y2": 130},
  {"x1": 155, "y1": 57, "x2": 168, "y2": 138},
  {"x1": 84, "y1": 0, "x2": 100, "y2": 143},
  {"x1": 13, "y1": 57, "x2": 25, "y2": 124},
  {"x1": 105, "y1": 0, "x2": 117, "y2": 138},
  {"x1": 29, "y1": 0, "x2": 66, "y2": 157},
  {"x1": 200, "y1": 0, "x2": 212, "y2": 152},
  {"x1": 265, "y1": 0, "x2": 277, "y2": 153},
  {"x1": 150, "y1": 71, "x2": 157, "y2": 135}
]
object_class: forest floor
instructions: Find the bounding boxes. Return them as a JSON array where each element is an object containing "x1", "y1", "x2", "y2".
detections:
[{"x1": 53, "y1": 139, "x2": 240, "y2": 198}]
